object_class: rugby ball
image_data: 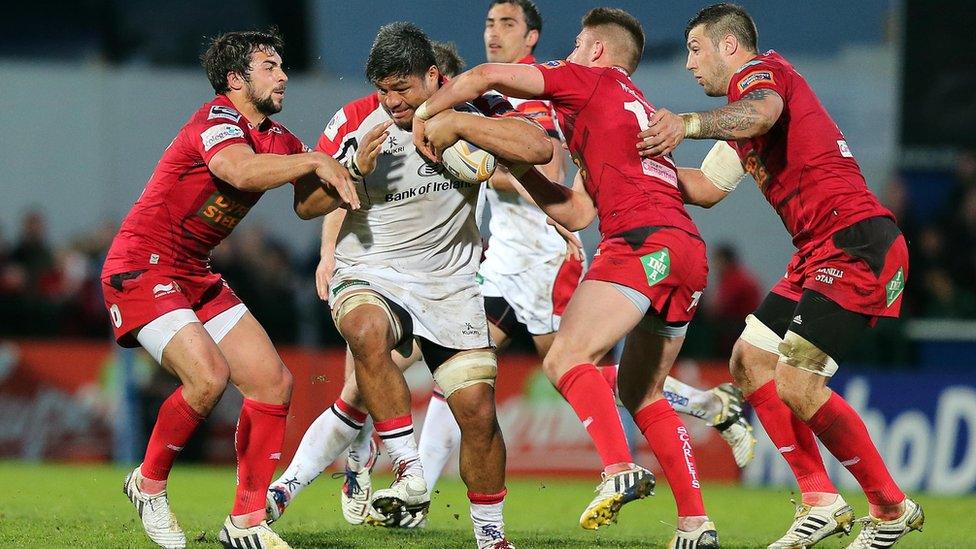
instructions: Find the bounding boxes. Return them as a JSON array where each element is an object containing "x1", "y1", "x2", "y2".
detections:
[
  {"x1": 440, "y1": 103, "x2": 497, "y2": 184},
  {"x1": 441, "y1": 139, "x2": 497, "y2": 184}
]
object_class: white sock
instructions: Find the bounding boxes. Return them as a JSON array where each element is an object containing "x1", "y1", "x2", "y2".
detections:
[
  {"x1": 273, "y1": 399, "x2": 365, "y2": 499},
  {"x1": 418, "y1": 391, "x2": 461, "y2": 490},
  {"x1": 663, "y1": 376, "x2": 722, "y2": 422},
  {"x1": 346, "y1": 417, "x2": 374, "y2": 473},
  {"x1": 470, "y1": 492, "x2": 506, "y2": 544},
  {"x1": 375, "y1": 415, "x2": 423, "y2": 477}
]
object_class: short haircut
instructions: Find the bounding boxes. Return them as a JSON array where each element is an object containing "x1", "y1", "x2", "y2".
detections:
[
  {"x1": 685, "y1": 3, "x2": 758, "y2": 52},
  {"x1": 432, "y1": 41, "x2": 466, "y2": 78},
  {"x1": 201, "y1": 28, "x2": 284, "y2": 94},
  {"x1": 490, "y1": 0, "x2": 543, "y2": 34},
  {"x1": 365, "y1": 22, "x2": 437, "y2": 84},
  {"x1": 582, "y1": 7, "x2": 645, "y2": 73}
]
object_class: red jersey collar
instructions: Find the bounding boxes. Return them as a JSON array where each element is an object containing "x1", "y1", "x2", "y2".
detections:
[{"x1": 516, "y1": 54, "x2": 537, "y2": 65}]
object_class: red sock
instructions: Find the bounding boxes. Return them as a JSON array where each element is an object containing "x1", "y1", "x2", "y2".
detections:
[
  {"x1": 141, "y1": 387, "x2": 205, "y2": 482},
  {"x1": 634, "y1": 400, "x2": 705, "y2": 517},
  {"x1": 232, "y1": 398, "x2": 289, "y2": 516},
  {"x1": 747, "y1": 381, "x2": 836, "y2": 495},
  {"x1": 556, "y1": 364, "x2": 632, "y2": 468},
  {"x1": 599, "y1": 364, "x2": 619, "y2": 395},
  {"x1": 806, "y1": 392, "x2": 904, "y2": 506}
]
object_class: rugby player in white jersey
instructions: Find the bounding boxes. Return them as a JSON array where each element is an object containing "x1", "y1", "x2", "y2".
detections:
[{"x1": 268, "y1": 23, "x2": 551, "y2": 548}]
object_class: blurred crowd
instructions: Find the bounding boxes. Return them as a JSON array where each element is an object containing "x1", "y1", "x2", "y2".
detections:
[{"x1": 2, "y1": 153, "x2": 974, "y2": 362}]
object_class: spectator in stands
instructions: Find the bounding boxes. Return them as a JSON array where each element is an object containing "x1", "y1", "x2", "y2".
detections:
[
  {"x1": 706, "y1": 243, "x2": 761, "y2": 357},
  {"x1": 10, "y1": 209, "x2": 55, "y2": 293}
]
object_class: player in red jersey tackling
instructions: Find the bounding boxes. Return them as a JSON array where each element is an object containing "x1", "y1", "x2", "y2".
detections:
[
  {"x1": 102, "y1": 28, "x2": 353, "y2": 549},
  {"x1": 639, "y1": 4, "x2": 923, "y2": 548},
  {"x1": 414, "y1": 8, "x2": 719, "y2": 548}
]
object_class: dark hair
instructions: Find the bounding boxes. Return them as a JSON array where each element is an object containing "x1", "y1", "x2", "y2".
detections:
[
  {"x1": 685, "y1": 3, "x2": 758, "y2": 52},
  {"x1": 582, "y1": 8, "x2": 645, "y2": 72},
  {"x1": 366, "y1": 22, "x2": 437, "y2": 84},
  {"x1": 489, "y1": 0, "x2": 543, "y2": 34},
  {"x1": 432, "y1": 41, "x2": 466, "y2": 78},
  {"x1": 201, "y1": 28, "x2": 284, "y2": 94}
]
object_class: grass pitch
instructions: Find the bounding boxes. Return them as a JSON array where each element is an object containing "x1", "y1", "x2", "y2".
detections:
[{"x1": 0, "y1": 461, "x2": 965, "y2": 548}]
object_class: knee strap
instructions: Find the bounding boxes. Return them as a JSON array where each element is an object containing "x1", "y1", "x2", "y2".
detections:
[
  {"x1": 433, "y1": 350, "x2": 497, "y2": 398},
  {"x1": 332, "y1": 291, "x2": 405, "y2": 349},
  {"x1": 740, "y1": 314, "x2": 783, "y2": 355},
  {"x1": 778, "y1": 330, "x2": 839, "y2": 377}
]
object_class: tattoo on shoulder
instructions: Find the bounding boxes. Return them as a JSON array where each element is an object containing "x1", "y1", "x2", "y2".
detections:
[{"x1": 697, "y1": 89, "x2": 781, "y2": 140}]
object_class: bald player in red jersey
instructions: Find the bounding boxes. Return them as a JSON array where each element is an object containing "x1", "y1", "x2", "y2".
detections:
[
  {"x1": 102, "y1": 29, "x2": 353, "y2": 549},
  {"x1": 413, "y1": 8, "x2": 719, "y2": 548},
  {"x1": 639, "y1": 4, "x2": 922, "y2": 548}
]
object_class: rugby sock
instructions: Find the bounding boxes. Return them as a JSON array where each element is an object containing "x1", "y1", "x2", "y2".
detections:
[
  {"x1": 634, "y1": 399, "x2": 706, "y2": 517},
  {"x1": 663, "y1": 376, "x2": 723, "y2": 423},
  {"x1": 747, "y1": 380, "x2": 837, "y2": 501},
  {"x1": 232, "y1": 398, "x2": 288, "y2": 522},
  {"x1": 140, "y1": 387, "x2": 205, "y2": 491},
  {"x1": 273, "y1": 398, "x2": 366, "y2": 498},
  {"x1": 599, "y1": 364, "x2": 619, "y2": 394},
  {"x1": 346, "y1": 417, "x2": 375, "y2": 473},
  {"x1": 418, "y1": 389, "x2": 461, "y2": 490},
  {"x1": 806, "y1": 392, "x2": 905, "y2": 508},
  {"x1": 556, "y1": 364, "x2": 633, "y2": 470},
  {"x1": 376, "y1": 414, "x2": 423, "y2": 477},
  {"x1": 469, "y1": 489, "x2": 507, "y2": 543}
]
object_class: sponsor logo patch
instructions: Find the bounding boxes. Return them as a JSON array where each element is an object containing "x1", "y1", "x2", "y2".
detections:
[
  {"x1": 838, "y1": 139, "x2": 854, "y2": 158},
  {"x1": 640, "y1": 248, "x2": 671, "y2": 287},
  {"x1": 885, "y1": 267, "x2": 905, "y2": 307},
  {"x1": 152, "y1": 282, "x2": 180, "y2": 299},
  {"x1": 201, "y1": 123, "x2": 244, "y2": 151},
  {"x1": 737, "y1": 70, "x2": 775, "y2": 93},
  {"x1": 197, "y1": 191, "x2": 252, "y2": 231},
  {"x1": 540, "y1": 60, "x2": 565, "y2": 69},
  {"x1": 208, "y1": 105, "x2": 241, "y2": 122},
  {"x1": 324, "y1": 109, "x2": 347, "y2": 141}
]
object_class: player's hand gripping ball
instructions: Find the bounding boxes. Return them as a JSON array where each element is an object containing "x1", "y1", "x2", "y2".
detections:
[{"x1": 439, "y1": 103, "x2": 497, "y2": 184}]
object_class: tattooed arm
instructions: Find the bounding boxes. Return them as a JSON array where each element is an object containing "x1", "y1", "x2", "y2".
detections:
[{"x1": 637, "y1": 89, "x2": 784, "y2": 157}]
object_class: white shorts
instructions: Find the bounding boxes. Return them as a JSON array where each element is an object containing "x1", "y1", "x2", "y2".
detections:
[
  {"x1": 329, "y1": 265, "x2": 491, "y2": 351},
  {"x1": 479, "y1": 254, "x2": 584, "y2": 335}
]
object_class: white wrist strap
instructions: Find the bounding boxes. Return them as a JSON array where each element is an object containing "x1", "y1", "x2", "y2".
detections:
[{"x1": 701, "y1": 140, "x2": 745, "y2": 193}]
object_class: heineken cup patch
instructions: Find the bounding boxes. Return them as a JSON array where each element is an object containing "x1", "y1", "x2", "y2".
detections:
[
  {"x1": 885, "y1": 267, "x2": 905, "y2": 307},
  {"x1": 641, "y1": 248, "x2": 671, "y2": 287}
]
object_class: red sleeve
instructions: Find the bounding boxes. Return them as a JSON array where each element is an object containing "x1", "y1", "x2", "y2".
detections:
[
  {"x1": 471, "y1": 91, "x2": 516, "y2": 119},
  {"x1": 727, "y1": 61, "x2": 785, "y2": 101},
  {"x1": 314, "y1": 94, "x2": 379, "y2": 161},
  {"x1": 533, "y1": 61, "x2": 595, "y2": 112},
  {"x1": 192, "y1": 105, "x2": 251, "y2": 164}
]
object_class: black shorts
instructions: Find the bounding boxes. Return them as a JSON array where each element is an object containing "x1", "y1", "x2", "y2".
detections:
[{"x1": 753, "y1": 289, "x2": 871, "y2": 363}]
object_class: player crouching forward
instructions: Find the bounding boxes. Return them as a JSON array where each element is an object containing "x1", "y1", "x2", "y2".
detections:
[
  {"x1": 414, "y1": 9, "x2": 720, "y2": 548},
  {"x1": 282, "y1": 22, "x2": 551, "y2": 549}
]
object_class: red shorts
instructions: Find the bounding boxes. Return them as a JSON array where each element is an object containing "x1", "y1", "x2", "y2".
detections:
[
  {"x1": 772, "y1": 216, "x2": 909, "y2": 318},
  {"x1": 552, "y1": 255, "x2": 585, "y2": 317},
  {"x1": 585, "y1": 227, "x2": 708, "y2": 323},
  {"x1": 101, "y1": 268, "x2": 242, "y2": 347}
]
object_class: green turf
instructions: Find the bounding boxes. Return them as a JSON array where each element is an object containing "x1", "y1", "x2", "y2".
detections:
[{"x1": 0, "y1": 461, "x2": 965, "y2": 548}]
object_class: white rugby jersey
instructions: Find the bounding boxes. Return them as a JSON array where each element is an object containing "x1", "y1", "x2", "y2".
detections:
[
  {"x1": 482, "y1": 91, "x2": 572, "y2": 275},
  {"x1": 316, "y1": 93, "x2": 515, "y2": 278}
]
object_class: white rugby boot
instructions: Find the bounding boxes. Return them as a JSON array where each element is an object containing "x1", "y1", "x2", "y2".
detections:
[
  {"x1": 367, "y1": 459, "x2": 430, "y2": 527},
  {"x1": 708, "y1": 383, "x2": 757, "y2": 468},
  {"x1": 579, "y1": 465, "x2": 655, "y2": 530},
  {"x1": 334, "y1": 438, "x2": 378, "y2": 525},
  {"x1": 122, "y1": 466, "x2": 186, "y2": 549},
  {"x1": 668, "y1": 520, "x2": 720, "y2": 548},
  {"x1": 845, "y1": 498, "x2": 924, "y2": 549},
  {"x1": 218, "y1": 516, "x2": 291, "y2": 549},
  {"x1": 768, "y1": 495, "x2": 855, "y2": 548}
]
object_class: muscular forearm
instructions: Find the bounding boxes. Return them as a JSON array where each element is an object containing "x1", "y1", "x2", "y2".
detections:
[
  {"x1": 683, "y1": 89, "x2": 781, "y2": 140},
  {"x1": 320, "y1": 208, "x2": 347, "y2": 255},
  {"x1": 232, "y1": 151, "x2": 329, "y2": 192},
  {"x1": 676, "y1": 168, "x2": 729, "y2": 208},
  {"x1": 421, "y1": 68, "x2": 492, "y2": 119},
  {"x1": 293, "y1": 173, "x2": 342, "y2": 219},
  {"x1": 510, "y1": 166, "x2": 595, "y2": 230},
  {"x1": 457, "y1": 116, "x2": 552, "y2": 166}
]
